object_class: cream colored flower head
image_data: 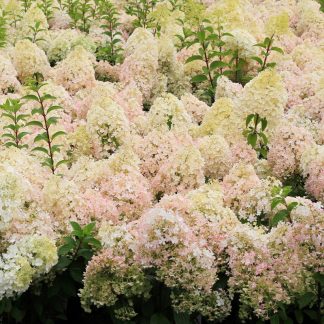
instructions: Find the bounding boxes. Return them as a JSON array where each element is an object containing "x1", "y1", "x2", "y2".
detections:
[{"x1": 265, "y1": 12, "x2": 289, "y2": 36}]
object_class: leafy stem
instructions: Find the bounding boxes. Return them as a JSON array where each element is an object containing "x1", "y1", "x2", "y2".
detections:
[
  {"x1": 243, "y1": 113, "x2": 269, "y2": 159},
  {"x1": 24, "y1": 73, "x2": 67, "y2": 174},
  {"x1": 270, "y1": 186, "x2": 299, "y2": 227},
  {"x1": 24, "y1": 21, "x2": 46, "y2": 44},
  {"x1": 37, "y1": 87, "x2": 55, "y2": 173},
  {"x1": 125, "y1": 0, "x2": 158, "y2": 29},
  {"x1": 185, "y1": 20, "x2": 232, "y2": 104},
  {"x1": 261, "y1": 34, "x2": 274, "y2": 71},
  {"x1": 96, "y1": 1, "x2": 123, "y2": 65},
  {"x1": 56, "y1": 221, "x2": 102, "y2": 274},
  {"x1": 0, "y1": 98, "x2": 29, "y2": 149},
  {"x1": 252, "y1": 34, "x2": 284, "y2": 72}
]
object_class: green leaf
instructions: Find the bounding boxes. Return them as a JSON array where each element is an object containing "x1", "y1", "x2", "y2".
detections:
[
  {"x1": 2, "y1": 133, "x2": 16, "y2": 140},
  {"x1": 31, "y1": 108, "x2": 43, "y2": 115},
  {"x1": 47, "y1": 105, "x2": 63, "y2": 114},
  {"x1": 83, "y1": 237, "x2": 101, "y2": 249},
  {"x1": 23, "y1": 94, "x2": 39, "y2": 101},
  {"x1": 247, "y1": 133, "x2": 257, "y2": 147},
  {"x1": 51, "y1": 144, "x2": 61, "y2": 153},
  {"x1": 313, "y1": 272, "x2": 324, "y2": 285},
  {"x1": 27, "y1": 120, "x2": 43, "y2": 128},
  {"x1": 47, "y1": 116, "x2": 59, "y2": 126},
  {"x1": 4, "y1": 141, "x2": 17, "y2": 148},
  {"x1": 254, "y1": 42, "x2": 267, "y2": 48},
  {"x1": 58, "y1": 243, "x2": 74, "y2": 256},
  {"x1": 197, "y1": 30, "x2": 205, "y2": 42},
  {"x1": 16, "y1": 114, "x2": 29, "y2": 122},
  {"x1": 185, "y1": 55, "x2": 202, "y2": 64},
  {"x1": 191, "y1": 74, "x2": 208, "y2": 83},
  {"x1": 32, "y1": 146, "x2": 49, "y2": 154},
  {"x1": 251, "y1": 56, "x2": 263, "y2": 65},
  {"x1": 41, "y1": 94, "x2": 56, "y2": 101},
  {"x1": 245, "y1": 114, "x2": 255, "y2": 127},
  {"x1": 63, "y1": 236, "x2": 76, "y2": 246},
  {"x1": 287, "y1": 201, "x2": 298, "y2": 212},
  {"x1": 261, "y1": 118, "x2": 268, "y2": 131},
  {"x1": 210, "y1": 60, "x2": 228, "y2": 70},
  {"x1": 259, "y1": 132, "x2": 268, "y2": 145},
  {"x1": 264, "y1": 37, "x2": 271, "y2": 46},
  {"x1": 83, "y1": 222, "x2": 96, "y2": 235},
  {"x1": 69, "y1": 267, "x2": 83, "y2": 283},
  {"x1": 271, "y1": 197, "x2": 284, "y2": 210},
  {"x1": 271, "y1": 210, "x2": 289, "y2": 226},
  {"x1": 271, "y1": 46, "x2": 284, "y2": 54},
  {"x1": 55, "y1": 256, "x2": 71, "y2": 270},
  {"x1": 42, "y1": 158, "x2": 53, "y2": 168},
  {"x1": 4, "y1": 124, "x2": 18, "y2": 131},
  {"x1": 1, "y1": 112, "x2": 15, "y2": 121},
  {"x1": 77, "y1": 248, "x2": 93, "y2": 260},
  {"x1": 34, "y1": 132, "x2": 48, "y2": 142},
  {"x1": 51, "y1": 131, "x2": 66, "y2": 141},
  {"x1": 56, "y1": 159, "x2": 69, "y2": 168},
  {"x1": 266, "y1": 62, "x2": 277, "y2": 68},
  {"x1": 70, "y1": 221, "x2": 83, "y2": 237},
  {"x1": 298, "y1": 292, "x2": 315, "y2": 309},
  {"x1": 272, "y1": 186, "x2": 281, "y2": 196},
  {"x1": 17, "y1": 131, "x2": 30, "y2": 140},
  {"x1": 282, "y1": 186, "x2": 292, "y2": 197},
  {"x1": 206, "y1": 33, "x2": 218, "y2": 41}
]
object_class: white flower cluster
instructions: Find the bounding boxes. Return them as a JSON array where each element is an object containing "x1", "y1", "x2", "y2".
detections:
[
  {"x1": 86, "y1": 98, "x2": 130, "y2": 158},
  {"x1": 0, "y1": 235, "x2": 57, "y2": 298}
]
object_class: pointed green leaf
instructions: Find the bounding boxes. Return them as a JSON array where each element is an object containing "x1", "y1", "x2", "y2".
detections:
[
  {"x1": 32, "y1": 146, "x2": 49, "y2": 154},
  {"x1": 271, "y1": 197, "x2": 284, "y2": 210},
  {"x1": 17, "y1": 132, "x2": 30, "y2": 140},
  {"x1": 47, "y1": 116, "x2": 59, "y2": 126},
  {"x1": 246, "y1": 114, "x2": 255, "y2": 127},
  {"x1": 51, "y1": 131, "x2": 66, "y2": 141},
  {"x1": 55, "y1": 159, "x2": 69, "y2": 168},
  {"x1": 191, "y1": 74, "x2": 208, "y2": 83},
  {"x1": 34, "y1": 132, "x2": 48, "y2": 142},
  {"x1": 271, "y1": 47, "x2": 284, "y2": 54},
  {"x1": 23, "y1": 94, "x2": 39, "y2": 101},
  {"x1": 210, "y1": 60, "x2": 228, "y2": 70},
  {"x1": 271, "y1": 210, "x2": 289, "y2": 226},
  {"x1": 41, "y1": 94, "x2": 56, "y2": 101},
  {"x1": 47, "y1": 105, "x2": 64, "y2": 114},
  {"x1": 251, "y1": 56, "x2": 263, "y2": 65},
  {"x1": 2, "y1": 133, "x2": 16, "y2": 140},
  {"x1": 32, "y1": 108, "x2": 43, "y2": 115},
  {"x1": 16, "y1": 114, "x2": 29, "y2": 122},
  {"x1": 247, "y1": 133, "x2": 257, "y2": 147},
  {"x1": 1, "y1": 113, "x2": 15, "y2": 121},
  {"x1": 27, "y1": 120, "x2": 43, "y2": 128},
  {"x1": 185, "y1": 55, "x2": 203, "y2": 64}
]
